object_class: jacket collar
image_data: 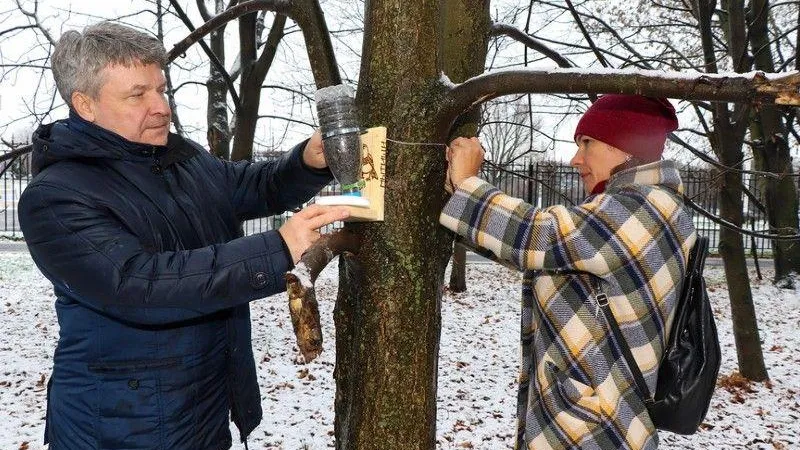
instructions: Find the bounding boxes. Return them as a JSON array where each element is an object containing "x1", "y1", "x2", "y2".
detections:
[
  {"x1": 31, "y1": 112, "x2": 199, "y2": 175},
  {"x1": 66, "y1": 110, "x2": 170, "y2": 158},
  {"x1": 604, "y1": 160, "x2": 684, "y2": 195}
]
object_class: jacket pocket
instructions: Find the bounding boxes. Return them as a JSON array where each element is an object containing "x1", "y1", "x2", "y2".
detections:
[
  {"x1": 87, "y1": 356, "x2": 181, "y2": 373},
  {"x1": 541, "y1": 361, "x2": 602, "y2": 424},
  {"x1": 88, "y1": 357, "x2": 181, "y2": 449}
]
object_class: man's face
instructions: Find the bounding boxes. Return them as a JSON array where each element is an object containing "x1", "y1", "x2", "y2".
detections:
[{"x1": 78, "y1": 62, "x2": 171, "y2": 146}]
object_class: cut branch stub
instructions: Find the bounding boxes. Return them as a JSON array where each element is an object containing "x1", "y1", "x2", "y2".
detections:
[{"x1": 284, "y1": 229, "x2": 361, "y2": 362}]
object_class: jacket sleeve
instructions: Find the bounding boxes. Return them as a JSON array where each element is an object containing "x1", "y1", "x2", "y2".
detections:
[
  {"x1": 212, "y1": 140, "x2": 334, "y2": 220},
  {"x1": 439, "y1": 176, "x2": 646, "y2": 277},
  {"x1": 19, "y1": 182, "x2": 291, "y2": 326}
]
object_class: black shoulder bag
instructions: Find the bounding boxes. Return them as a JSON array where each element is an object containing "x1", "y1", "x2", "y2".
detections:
[{"x1": 593, "y1": 236, "x2": 721, "y2": 434}]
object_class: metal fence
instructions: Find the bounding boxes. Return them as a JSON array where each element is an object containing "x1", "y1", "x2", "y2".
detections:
[
  {"x1": 478, "y1": 160, "x2": 796, "y2": 258},
  {"x1": 2, "y1": 155, "x2": 798, "y2": 257}
]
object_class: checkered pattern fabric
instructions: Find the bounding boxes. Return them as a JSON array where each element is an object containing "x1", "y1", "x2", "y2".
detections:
[{"x1": 441, "y1": 160, "x2": 696, "y2": 450}]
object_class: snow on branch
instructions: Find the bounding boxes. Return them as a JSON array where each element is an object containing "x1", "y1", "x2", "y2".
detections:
[
  {"x1": 438, "y1": 68, "x2": 800, "y2": 129},
  {"x1": 285, "y1": 229, "x2": 361, "y2": 362}
]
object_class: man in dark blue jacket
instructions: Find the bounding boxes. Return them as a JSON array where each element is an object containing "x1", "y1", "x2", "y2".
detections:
[{"x1": 17, "y1": 21, "x2": 349, "y2": 449}]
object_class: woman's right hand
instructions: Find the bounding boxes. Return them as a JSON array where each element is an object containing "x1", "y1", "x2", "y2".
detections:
[{"x1": 446, "y1": 137, "x2": 484, "y2": 193}]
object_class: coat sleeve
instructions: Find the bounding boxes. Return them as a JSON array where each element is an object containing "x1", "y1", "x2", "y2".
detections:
[
  {"x1": 440, "y1": 176, "x2": 647, "y2": 277},
  {"x1": 211, "y1": 140, "x2": 334, "y2": 220},
  {"x1": 19, "y1": 181, "x2": 292, "y2": 326}
]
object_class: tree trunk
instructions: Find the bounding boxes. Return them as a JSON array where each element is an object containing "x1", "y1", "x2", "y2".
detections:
[
  {"x1": 206, "y1": 2, "x2": 231, "y2": 159},
  {"x1": 708, "y1": 0, "x2": 769, "y2": 381},
  {"x1": 713, "y1": 110, "x2": 769, "y2": 380},
  {"x1": 333, "y1": 2, "x2": 486, "y2": 447},
  {"x1": 231, "y1": 13, "x2": 286, "y2": 161},
  {"x1": 747, "y1": 0, "x2": 800, "y2": 285},
  {"x1": 441, "y1": 0, "x2": 491, "y2": 293},
  {"x1": 448, "y1": 243, "x2": 467, "y2": 292}
]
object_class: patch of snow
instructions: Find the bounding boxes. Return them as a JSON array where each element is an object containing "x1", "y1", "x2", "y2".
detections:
[{"x1": 0, "y1": 253, "x2": 797, "y2": 449}]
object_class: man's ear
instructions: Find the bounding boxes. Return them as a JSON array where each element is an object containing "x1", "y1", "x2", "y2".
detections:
[{"x1": 71, "y1": 92, "x2": 96, "y2": 122}]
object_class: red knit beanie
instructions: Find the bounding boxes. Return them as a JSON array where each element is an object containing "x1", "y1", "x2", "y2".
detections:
[{"x1": 573, "y1": 95, "x2": 679, "y2": 163}]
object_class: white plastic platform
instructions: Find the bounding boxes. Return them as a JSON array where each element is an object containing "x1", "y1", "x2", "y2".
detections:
[{"x1": 316, "y1": 195, "x2": 371, "y2": 208}]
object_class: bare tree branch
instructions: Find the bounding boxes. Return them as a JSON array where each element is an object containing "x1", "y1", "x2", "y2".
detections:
[
  {"x1": 15, "y1": 0, "x2": 56, "y2": 45},
  {"x1": 167, "y1": 0, "x2": 340, "y2": 87},
  {"x1": 251, "y1": 14, "x2": 286, "y2": 83},
  {"x1": 0, "y1": 144, "x2": 33, "y2": 164},
  {"x1": 490, "y1": 22, "x2": 574, "y2": 68},
  {"x1": 0, "y1": 24, "x2": 37, "y2": 39},
  {"x1": 168, "y1": 0, "x2": 241, "y2": 110},
  {"x1": 564, "y1": 0, "x2": 610, "y2": 67},
  {"x1": 439, "y1": 69, "x2": 800, "y2": 130},
  {"x1": 196, "y1": 0, "x2": 213, "y2": 21}
]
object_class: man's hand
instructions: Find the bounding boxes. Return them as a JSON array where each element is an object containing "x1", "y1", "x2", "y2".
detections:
[
  {"x1": 278, "y1": 204, "x2": 350, "y2": 263},
  {"x1": 303, "y1": 130, "x2": 327, "y2": 169},
  {"x1": 445, "y1": 137, "x2": 484, "y2": 193}
]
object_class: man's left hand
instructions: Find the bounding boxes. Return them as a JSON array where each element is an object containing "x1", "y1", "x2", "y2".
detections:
[{"x1": 303, "y1": 130, "x2": 327, "y2": 169}]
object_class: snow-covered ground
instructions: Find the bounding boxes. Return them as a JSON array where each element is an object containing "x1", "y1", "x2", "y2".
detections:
[{"x1": 1, "y1": 251, "x2": 798, "y2": 449}]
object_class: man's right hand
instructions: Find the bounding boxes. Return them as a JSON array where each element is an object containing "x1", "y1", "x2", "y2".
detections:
[{"x1": 278, "y1": 204, "x2": 351, "y2": 263}]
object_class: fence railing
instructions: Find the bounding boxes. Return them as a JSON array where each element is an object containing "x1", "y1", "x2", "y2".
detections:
[{"x1": 2, "y1": 157, "x2": 798, "y2": 257}]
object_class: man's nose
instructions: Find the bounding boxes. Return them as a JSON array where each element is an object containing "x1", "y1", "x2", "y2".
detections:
[{"x1": 150, "y1": 92, "x2": 171, "y2": 116}]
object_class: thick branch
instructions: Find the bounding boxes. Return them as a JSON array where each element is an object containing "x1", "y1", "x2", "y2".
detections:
[
  {"x1": 291, "y1": 0, "x2": 341, "y2": 87},
  {"x1": 252, "y1": 14, "x2": 286, "y2": 83},
  {"x1": 439, "y1": 69, "x2": 800, "y2": 129},
  {"x1": 285, "y1": 229, "x2": 361, "y2": 362},
  {"x1": 168, "y1": 0, "x2": 291, "y2": 60}
]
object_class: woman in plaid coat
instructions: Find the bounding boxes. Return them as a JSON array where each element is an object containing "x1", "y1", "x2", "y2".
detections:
[{"x1": 440, "y1": 95, "x2": 696, "y2": 449}]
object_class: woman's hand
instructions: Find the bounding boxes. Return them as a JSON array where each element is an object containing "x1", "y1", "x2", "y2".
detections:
[{"x1": 445, "y1": 137, "x2": 484, "y2": 193}]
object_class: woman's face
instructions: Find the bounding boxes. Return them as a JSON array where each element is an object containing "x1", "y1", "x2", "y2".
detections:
[{"x1": 570, "y1": 135, "x2": 630, "y2": 193}]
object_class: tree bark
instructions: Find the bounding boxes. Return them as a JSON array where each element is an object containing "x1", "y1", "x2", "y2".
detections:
[
  {"x1": 711, "y1": 0, "x2": 769, "y2": 380},
  {"x1": 448, "y1": 243, "x2": 467, "y2": 292},
  {"x1": 440, "y1": 0, "x2": 491, "y2": 293},
  {"x1": 332, "y1": 1, "x2": 459, "y2": 447},
  {"x1": 206, "y1": 0, "x2": 231, "y2": 159},
  {"x1": 747, "y1": 0, "x2": 800, "y2": 285},
  {"x1": 713, "y1": 114, "x2": 769, "y2": 380},
  {"x1": 231, "y1": 13, "x2": 286, "y2": 161}
]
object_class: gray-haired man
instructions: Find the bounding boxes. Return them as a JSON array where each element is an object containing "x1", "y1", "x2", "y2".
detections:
[{"x1": 19, "y1": 22, "x2": 346, "y2": 449}]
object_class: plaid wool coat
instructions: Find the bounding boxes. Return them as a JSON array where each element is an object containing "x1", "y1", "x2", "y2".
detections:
[{"x1": 440, "y1": 161, "x2": 696, "y2": 450}]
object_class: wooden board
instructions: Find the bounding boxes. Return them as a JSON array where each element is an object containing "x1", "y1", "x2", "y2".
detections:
[{"x1": 344, "y1": 126, "x2": 386, "y2": 222}]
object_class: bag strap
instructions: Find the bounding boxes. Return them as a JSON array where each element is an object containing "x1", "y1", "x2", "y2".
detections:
[{"x1": 591, "y1": 277, "x2": 654, "y2": 405}]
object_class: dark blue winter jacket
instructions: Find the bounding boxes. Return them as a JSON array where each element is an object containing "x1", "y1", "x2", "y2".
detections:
[{"x1": 17, "y1": 112, "x2": 332, "y2": 449}]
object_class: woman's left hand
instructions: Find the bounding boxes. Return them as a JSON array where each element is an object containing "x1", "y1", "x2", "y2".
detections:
[{"x1": 446, "y1": 136, "x2": 484, "y2": 192}]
